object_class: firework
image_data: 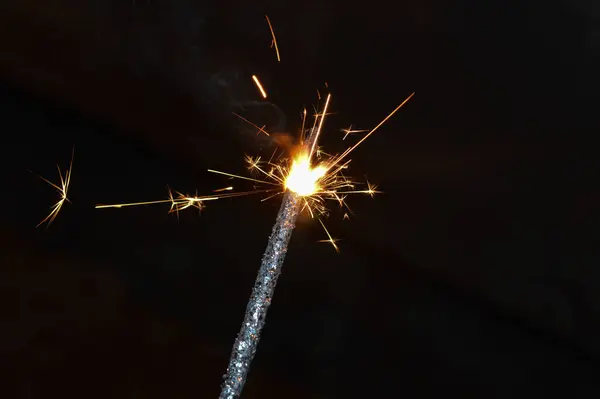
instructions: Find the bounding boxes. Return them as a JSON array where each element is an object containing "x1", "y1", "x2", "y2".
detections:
[
  {"x1": 251, "y1": 75, "x2": 268, "y2": 99},
  {"x1": 209, "y1": 92, "x2": 414, "y2": 251},
  {"x1": 265, "y1": 15, "x2": 281, "y2": 62},
  {"x1": 219, "y1": 92, "x2": 413, "y2": 398},
  {"x1": 95, "y1": 187, "x2": 274, "y2": 215},
  {"x1": 36, "y1": 149, "x2": 74, "y2": 227},
  {"x1": 87, "y1": 89, "x2": 413, "y2": 398}
]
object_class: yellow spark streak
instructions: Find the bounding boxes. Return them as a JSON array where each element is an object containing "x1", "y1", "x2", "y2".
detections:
[
  {"x1": 233, "y1": 113, "x2": 270, "y2": 136},
  {"x1": 267, "y1": 148, "x2": 278, "y2": 166},
  {"x1": 95, "y1": 189, "x2": 273, "y2": 211},
  {"x1": 260, "y1": 191, "x2": 284, "y2": 202},
  {"x1": 245, "y1": 154, "x2": 282, "y2": 184},
  {"x1": 252, "y1": 75, "x2": 268, "y2": 99},
  {"x1": 96, "y1": 199, "x2": 174, "y2": 209},
  {"x1": 330, "y1": 92, "x2": 414, "y2": 168},
  {"x1": 214, "y1": 186, "x2": 233, "y2": 192},
  {"x1": 320, "y1": 159, "x2": 352, "y2": 185},
  {"x1": 168, "y1": 190, "x2": 205, "y2": 215},
  {"x1": 330, "y1": 188, "x2": 381, "y2": 196},
  {"x1": 265, "y1": 15, "x2": 281, "y2": 62},
  {"x1": 207, "y1": 169, "x2": 279, "y2": 186},
  {"x1": 36, "y1": 149, "x2": 73, "y2": 228},
  {"x1": 318, "y1": 218, "x2": 340, "y2": 252},
  {"x1": 302, "y1": 199, "x2": 315, "y2": 219},
  {"x1": 341, "y1": 125, "x2": 369, "y2": 140},
  {"x1": 245, "y1": 155, "x2": 262, "y2": 171},
  {"x1": 208, "y1": 92, "x2": 413, "y2": 252},
  {"x1": 300, "y1": 108, "x2": 307, "y2": 144},
  {"x1": 309, "y1": 93, "x2": 331, "y2": 160},
  {"x1": 332, "y1": 193, "x2": 347, "y2": 208},
  {"x1": 365, "y1": 180, "x2": 379, "y2": 198},
  {"x1": 253, "y1": 162, "x2": 286, "y2": 185}
]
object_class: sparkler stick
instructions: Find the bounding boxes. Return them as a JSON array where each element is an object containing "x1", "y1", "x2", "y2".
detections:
[
  {"x1": 218, "y1": 91, "x2": 414, "y2": 397},
  {"x1": 219, "y1": 129, "x2": 320, "y2": 399},
  {"x1": 219, "y1": 190, "x2": 301, "y2": 399}
]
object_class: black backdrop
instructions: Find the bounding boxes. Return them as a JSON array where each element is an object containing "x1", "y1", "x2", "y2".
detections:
[{"x1": 1, "y1": 0, "x2": 598, "y2": 397}]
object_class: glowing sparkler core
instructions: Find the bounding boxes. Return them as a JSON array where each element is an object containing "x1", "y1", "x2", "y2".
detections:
[{"x1": 284, "y1": 152, "x2": 327, "y2": 196}]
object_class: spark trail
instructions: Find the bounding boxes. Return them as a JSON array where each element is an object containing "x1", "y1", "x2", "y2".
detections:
[{"x1": 218, "y1": 92, "x2": 414, "y2": 398}]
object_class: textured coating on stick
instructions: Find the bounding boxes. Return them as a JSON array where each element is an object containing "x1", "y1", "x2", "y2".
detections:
[
  {"x1": 219, "y1": 191, "x2": 301, "y2": 398},
  {"x1": 219, "y1": 129, "x2": 318, "y2": 398}
]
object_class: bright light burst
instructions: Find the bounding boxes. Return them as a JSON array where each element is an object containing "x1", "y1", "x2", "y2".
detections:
[
  {"x1": 36, "y1": 149, "x2": 74, "y2": 228},
  {"x1": 207, "y1": 91, "x2": 415, "y2": 250},
  {"x1": 284, "y1": 152, "x2": 327, "y2": 196},
  {"x1": 93, "y1": 91, "x2": 414, "y2": 250}
]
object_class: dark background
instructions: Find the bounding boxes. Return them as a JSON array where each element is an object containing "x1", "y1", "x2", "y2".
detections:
[{"x1": 1, "y1": 0, "x2": 599, "y2": 397}]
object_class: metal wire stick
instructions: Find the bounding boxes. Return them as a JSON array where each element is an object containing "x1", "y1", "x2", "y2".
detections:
[
  {"x1": 219, "y1": 191, "x2": 301, "y2": 399},
  {"x1": 219, "y1": 130, "x2": 319, "y2": 399}
]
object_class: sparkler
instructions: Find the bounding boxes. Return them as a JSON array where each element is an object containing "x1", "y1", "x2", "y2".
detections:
[
  {"x1": 218, "y1": 126, "x2": 320, "y2": 399},
  {"x1": 218, "y1": 92, "x2": 414, "y2": 398},
  {"x1": 82, "y1": 66, "x2": 412, "y2": 397},
  {"x1": 35, "y1": 149, "x2": 74, "y2": 227}
]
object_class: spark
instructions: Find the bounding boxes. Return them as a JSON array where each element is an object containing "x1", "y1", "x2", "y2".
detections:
[
  {"x1": 214, "y1": 186, "x2": 233, "y2": 193},
  {"x1": 309, "y1": 93, "x2": 331, "y2": 159},
  {"x1": 366, "y1": 180, "x2": 379, "y2": 198},
  {"x1": 208, "y1": 169, "x2": 281, "y2": 186},
  {"x1": 252, "y1": 75, "x2": 268, "y2": 99},
  {"x1": 209, "y1": 92, "x2": 413, "y2": 251},
  {"x1": 168, "y1": 190, "x2": 205, "y2": 216},
  {"x1": 36, "y1": 149, "x2": 74, "y2": 228},
  {"x1": 95, "y1": 190, "x2": 212, "y2": 211},
  {"x1": 265, "y1": 15, "x2": 281, "y2": 62},
  {"x1": 300, "y1": 108, "x2": 307, "y2": 144},
  {"x1": 233, "y1": 112, "x2": 270, "y2": 137},
  {"x1": 340, "y1": 124, "x2": 369, "y2": 140},
  {"x1": 95, "y1": 188, "x2": 273, "y2": 214},
  {"x1": 318, "y1": 218, "x2": 340, "y2": 252},
  {"x1": 329, "y1": 92, "x2": 415, "y2": 168},
  {"x1": 218, "y1": 86, "x2": 413, "y2": 394},
  {"x1": 245, "y1": 155, "x2": 262, "y2": 171}
]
